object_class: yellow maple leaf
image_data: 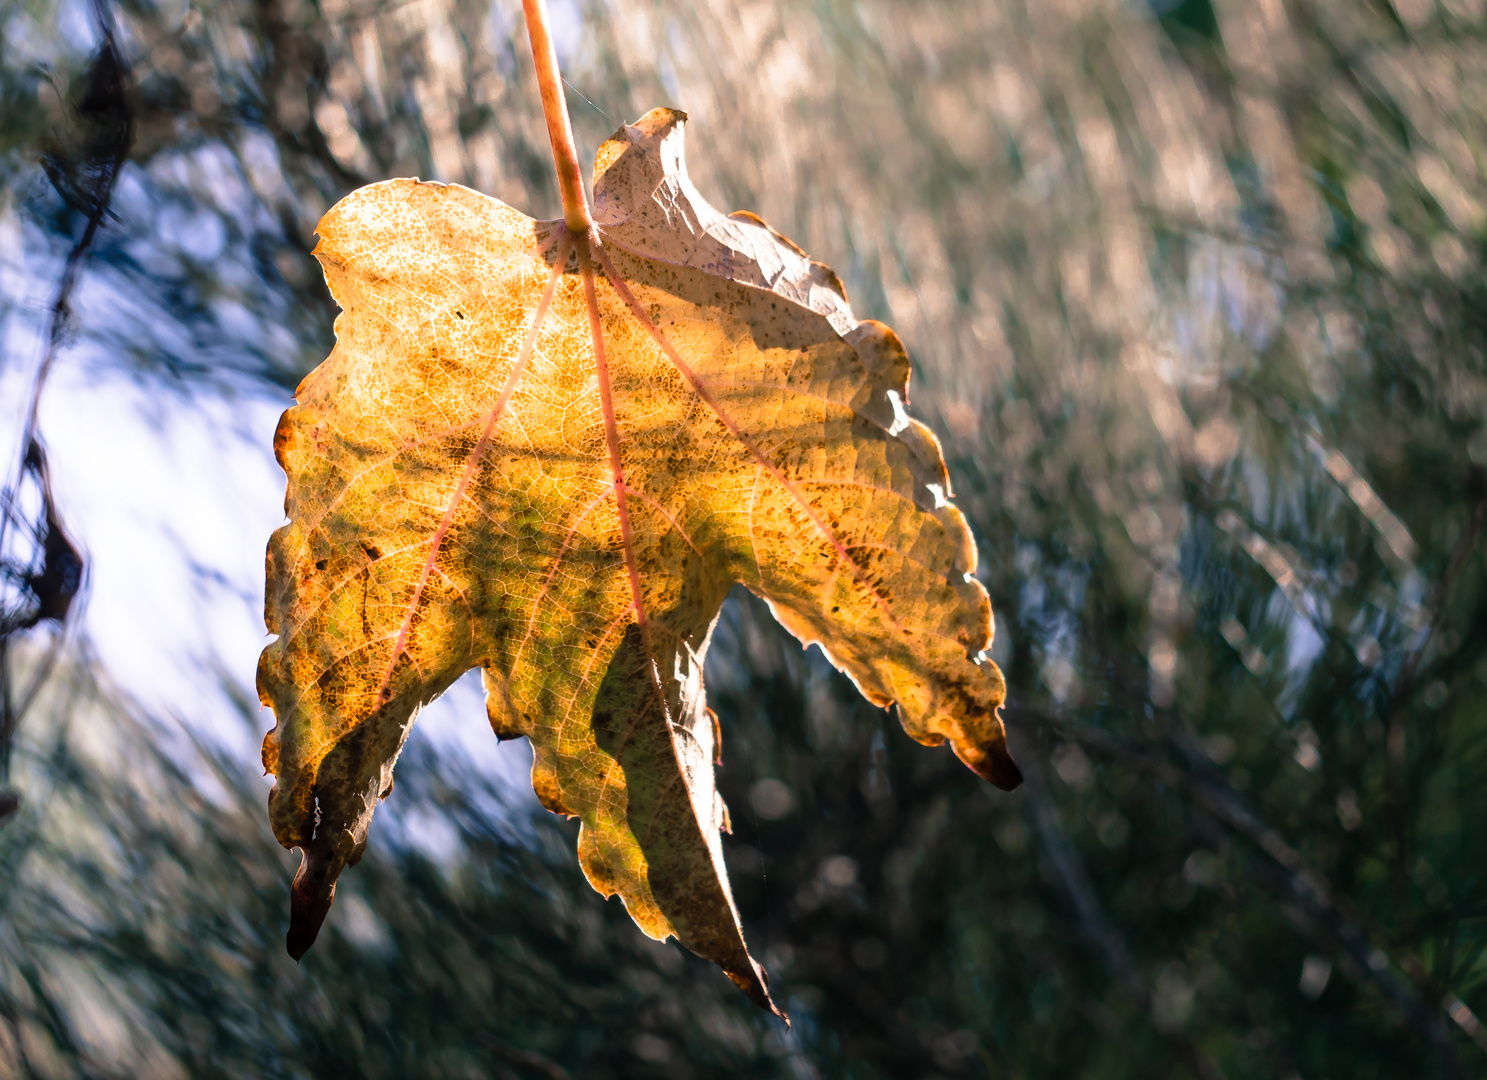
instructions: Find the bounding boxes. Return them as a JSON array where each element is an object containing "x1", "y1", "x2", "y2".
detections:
[{"x1": 257, "y1": 106, "x2": 1018, "y2": 1015}]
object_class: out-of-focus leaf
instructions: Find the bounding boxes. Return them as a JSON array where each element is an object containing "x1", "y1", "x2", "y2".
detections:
[{"x1": 257, "y1": 107, "x2": 1018, "y2": 1011}]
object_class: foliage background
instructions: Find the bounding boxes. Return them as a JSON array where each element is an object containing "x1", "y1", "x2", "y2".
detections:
[{"x1": 1, "y1": 0, "x2": 1486, "y2": 1076}]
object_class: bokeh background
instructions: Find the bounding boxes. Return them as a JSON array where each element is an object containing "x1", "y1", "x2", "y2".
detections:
[{"x1": 2, "y1": 0, "x2": 1486, "y2": 1075}]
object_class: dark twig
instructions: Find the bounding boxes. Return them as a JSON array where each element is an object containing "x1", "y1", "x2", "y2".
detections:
[
  {"x1": 1011, "y1": 726, "x2": 1228, "y2": 1080},
  {"x1": 26, "y1": 0, "x2": 134, "y2": 448},
  {"x1": 480, "y1": 1036, "x2": 574, "y2": 1080},
  {"x1": 1020, "y1": 709, "x2": 1475, "y2": 1076},
  {"x1": 0, "y1": 0, "x2": 131, "y2": 790},
  {"x1": 1385, "y1": 494, "x2": 1487, "y2": 913}
]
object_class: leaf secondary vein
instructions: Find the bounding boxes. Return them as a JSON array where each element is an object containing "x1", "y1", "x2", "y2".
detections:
[
  {"x1": 620, "y1": 482, "x2": 707, "y2": 565},
  {"x1": 592, "y1": 242, "x2": 905, "y2": 635},
  {"x1": 511, "y1": 486, "x2": 611, "y2": 674},
  {"x1": 374, "y1": 237, "x2": 572, "y2": 705}
]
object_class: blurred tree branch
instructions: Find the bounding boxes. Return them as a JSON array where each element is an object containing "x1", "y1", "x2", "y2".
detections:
[{"x1": 1014, "y1": 704, "x2": 1480, "y2": 1073}]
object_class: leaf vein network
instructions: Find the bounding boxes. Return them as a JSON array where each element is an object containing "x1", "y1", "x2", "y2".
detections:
[{"x1": 594, "y1": 244, "x2": 905, "y2": 635}]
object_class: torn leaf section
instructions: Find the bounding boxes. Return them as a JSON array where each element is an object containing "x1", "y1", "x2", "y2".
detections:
[
  {"x1": 577, "y1": 623, "x2": 778, "y2": 1014},
  {"x1": 592, "y1": 108, "x2": 858, "y2": 335}
]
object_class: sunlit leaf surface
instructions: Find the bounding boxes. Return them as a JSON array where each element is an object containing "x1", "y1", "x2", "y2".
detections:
[
  {"x1": 258, "y1": 108, "x2": 1017, "y2": 1008},
  {"x1": 3, "y1": 0, "x2": 1487, "y2": 1073}
]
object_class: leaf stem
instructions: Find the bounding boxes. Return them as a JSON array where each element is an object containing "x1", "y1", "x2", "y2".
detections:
[{"x1": 522, "y1": 0, "x2": 593, "y2": 234}]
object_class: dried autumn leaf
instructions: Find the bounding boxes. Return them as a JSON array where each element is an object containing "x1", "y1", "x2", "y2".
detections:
[{"x1": 257, "y1": 107, "x2": 1019, "y2": 1014}]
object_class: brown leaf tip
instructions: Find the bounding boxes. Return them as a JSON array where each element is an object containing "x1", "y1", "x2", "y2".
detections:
[
  {"x1": 975, "y1": 743, "x2": 1024, "y2": 791},
  {"x1": 957, "y1": 725, "x2": 1023, "y2": 791},
  {"x1": 286, "y1": 882, "x2": 334, "y2": 961},
  {"x1": 285, "y1": 841, "x2": 347, "y2": 960},
  {"x1": 725, "y1": 964, "x2": 789, "y2": 1025}
]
